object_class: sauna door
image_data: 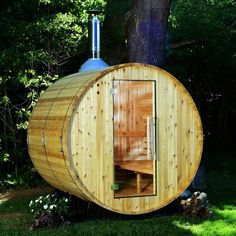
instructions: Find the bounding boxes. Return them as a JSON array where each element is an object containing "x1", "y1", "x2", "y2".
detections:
[{"x1": 113, "y1": 80, "x2": 156, "y2": 198}]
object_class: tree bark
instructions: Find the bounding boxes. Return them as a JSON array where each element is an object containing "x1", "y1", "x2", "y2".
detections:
[{"x1": 127, "y1": 0, "x2": 171, "y2": 66}]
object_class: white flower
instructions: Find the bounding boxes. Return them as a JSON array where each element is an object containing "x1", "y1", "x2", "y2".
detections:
[
  {"x1": 40, "y1": 200, "x2": 42, "y2": 203},
  {"x1": 43, "y1": 204, "x2": 48, "y2": 209},
  {"x1": 64, "y1": 198, "x2": 68, "y2": 203},
  {"x1": 46, "y1": 194, "x2": 50, "y2": 198},
  {"x1": 29, "y1": 200, "x2": 33, "y2": 207},
  {"x1": 31, "y1": 209, "x2": 34, "y2": 212},
  {"x1": 35, "y1": 199, "x2": 39, "y2": 203},
  {"x1": 50, "y1": 205, "x2": 56, "y2": 210}
]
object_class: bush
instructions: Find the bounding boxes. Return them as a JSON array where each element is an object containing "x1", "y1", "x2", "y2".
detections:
[{"x1": 29, "y1": 193, "x2": 71, "y2": 229}]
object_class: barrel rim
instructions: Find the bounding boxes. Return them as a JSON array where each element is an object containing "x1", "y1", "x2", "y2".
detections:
[{"x1": 66, "y1": 63, "x2": 203, "y2": 214}]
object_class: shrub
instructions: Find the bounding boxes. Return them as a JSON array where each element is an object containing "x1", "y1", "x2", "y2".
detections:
[{"x1": 29, "y1": 193, "x2": 70, "y2": 229}]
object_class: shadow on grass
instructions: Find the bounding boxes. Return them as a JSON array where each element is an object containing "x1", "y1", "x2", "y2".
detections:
[{"x1": 0, "y1": 195, "x2": 195, "y2": 236}]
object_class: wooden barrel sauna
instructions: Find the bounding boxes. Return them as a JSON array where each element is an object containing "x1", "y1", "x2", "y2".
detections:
[{"x1": 27, "y1": 63, "x2": 203, "y2": 214}]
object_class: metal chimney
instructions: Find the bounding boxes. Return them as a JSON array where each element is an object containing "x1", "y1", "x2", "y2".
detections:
[{"x1": 79, "y1": 10, "x2": 108, "y2": 73}]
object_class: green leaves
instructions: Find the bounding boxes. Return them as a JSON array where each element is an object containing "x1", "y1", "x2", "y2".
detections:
[
  {"x1": 0, "y1": 0, "x2": 106, "y2": 75},
  {"x1": 29, "y1": 194, "x2": 70, "y2": 216},
  {"x1": 166, "y1": 0, "x2": 236, "y2": 155},
  {"x1": 18, "y1": 70, "x2": 58, "y2": 88},
  {"x1": 15, "y1": 70, "x2": 59, "y2": 130},
  {"x1": 0, "y1": 152, "x2": 10, "y2": 163},
  {"x1": 1, "y1": 0, "x2": 108, "y2": 181},
  {"x1": 0, "y1": 96, "x2": 10, "y2": 106},
  {"x1": 40, "y1": 0, "x2": 52, "y2": 4}
]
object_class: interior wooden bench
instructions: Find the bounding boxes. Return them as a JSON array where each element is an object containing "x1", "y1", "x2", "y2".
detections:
[{"x1": 116, "y1": 160, "x2": 153, "y2": 194}]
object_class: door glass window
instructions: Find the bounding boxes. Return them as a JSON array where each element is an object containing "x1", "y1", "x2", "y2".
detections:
[{"x1": 113, "y1": 80, "x2": 156, "y2": 198}]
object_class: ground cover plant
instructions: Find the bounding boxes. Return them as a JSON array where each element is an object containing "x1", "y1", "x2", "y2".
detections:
[
  {"x1": 29, "y1": 193, "x2": 70, "y2": 229},
  {"x1": 0, "y1": 171, "x2": 235, "y2": 236}
]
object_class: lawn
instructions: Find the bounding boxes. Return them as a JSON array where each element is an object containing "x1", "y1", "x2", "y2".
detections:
[{"x1": 0, "y1": 172, "x2": 235, "y2": 236}]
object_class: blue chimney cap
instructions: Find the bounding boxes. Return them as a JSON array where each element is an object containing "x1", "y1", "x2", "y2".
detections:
[{"x1": 79, "y1": 58, "x2": 109, "y2": 73}]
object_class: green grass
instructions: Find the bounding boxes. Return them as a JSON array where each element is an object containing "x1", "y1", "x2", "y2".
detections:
[{"x1": 0, "y1": 171, "x2": 236, "y2": 236}]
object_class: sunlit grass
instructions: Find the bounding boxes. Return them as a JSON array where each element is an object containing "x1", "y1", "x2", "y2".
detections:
[{"x1": 173, "y1": 204, "x2": 236, "y2": 236}]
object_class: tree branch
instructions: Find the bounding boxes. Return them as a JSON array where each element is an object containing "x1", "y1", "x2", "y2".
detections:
[{"x1": 171, "y1": 19, "x2": 236, "y2": 49}]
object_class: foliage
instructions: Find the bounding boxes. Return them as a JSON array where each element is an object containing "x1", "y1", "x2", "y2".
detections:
[
  {"x1": 29, "y1": 193, "x2": 70, "y2": 229},
  {"x1": 0, "y1": 0, "x2": 106, "y2": 74},
  {"x1": 0, "y1": 166, "x2": 45, "y2": 191},
  {"x1": 166, "y1": 0, "x2": 236, "y2": 154},
  {"x1": 29, "y1": 193, "x2": 70, "y2": 216},
  {"x1": 0, "y1": 0, "x2": 106, "y2": 181},
  {"x1": 0, "y1": 70, "x2": 59, "y2": 179}
]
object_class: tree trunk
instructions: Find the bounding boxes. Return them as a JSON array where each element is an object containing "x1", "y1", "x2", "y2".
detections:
[{"x1": 127, "y1": 0, "x2": 171, "y2": 66}]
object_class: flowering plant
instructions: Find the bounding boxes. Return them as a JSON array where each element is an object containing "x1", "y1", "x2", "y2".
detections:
[
  {"x1": 29, "y1": 193, "x2": 69, "y2": 215},
  {"x1": 29, "y1": 193, "x2": 70, "y2": 229}
]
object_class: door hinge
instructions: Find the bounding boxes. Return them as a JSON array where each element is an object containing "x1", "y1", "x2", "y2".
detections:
[
  {"x1": 111, "y1": 88, "x2": 117, "y2": 95},
  {"x1": 111, "y1": 183, "x2": 119, "y2": 191}
]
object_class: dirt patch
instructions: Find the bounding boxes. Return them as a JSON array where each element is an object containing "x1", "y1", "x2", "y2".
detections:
[
  {"x1": 0, "y1": 185, "x2": 54, "y2": 202},
  {"x1": 0, "y1": 185, "x2": 54, "y2": 223},
  {"x1": 0, "y1": 212, "x2": 24, "y2": 220}
]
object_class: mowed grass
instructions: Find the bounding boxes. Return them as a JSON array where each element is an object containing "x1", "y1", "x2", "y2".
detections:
[{"x1": 0, "y1": 172, "x2": 235, "y2": 236}]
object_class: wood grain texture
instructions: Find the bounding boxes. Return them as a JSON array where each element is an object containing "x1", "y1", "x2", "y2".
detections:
[{"x1": 28, "y1": 63, "x2": 203, "y2": 214}]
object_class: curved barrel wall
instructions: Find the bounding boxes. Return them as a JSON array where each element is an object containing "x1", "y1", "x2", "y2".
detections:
[{"x1": 28, "y1": 63, "x2": 203, "y2": 214}]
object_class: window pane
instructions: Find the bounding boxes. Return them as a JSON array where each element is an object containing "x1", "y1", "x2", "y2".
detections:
[{"x1": 113, "y1": 80, "x2": 156, "y2": 198}]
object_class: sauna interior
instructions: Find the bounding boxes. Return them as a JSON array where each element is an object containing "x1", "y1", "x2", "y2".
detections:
[{"x1": 113, "y1": 80, "x2": 156, "y2": 197}]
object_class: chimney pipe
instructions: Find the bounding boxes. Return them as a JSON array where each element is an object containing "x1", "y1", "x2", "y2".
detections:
[
  {"x1": 88, "y1": 9, "x2": 101, "y2": 58},
  {"x1": 79, "y1": 9, "x2": 108, "y2": 73}
]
